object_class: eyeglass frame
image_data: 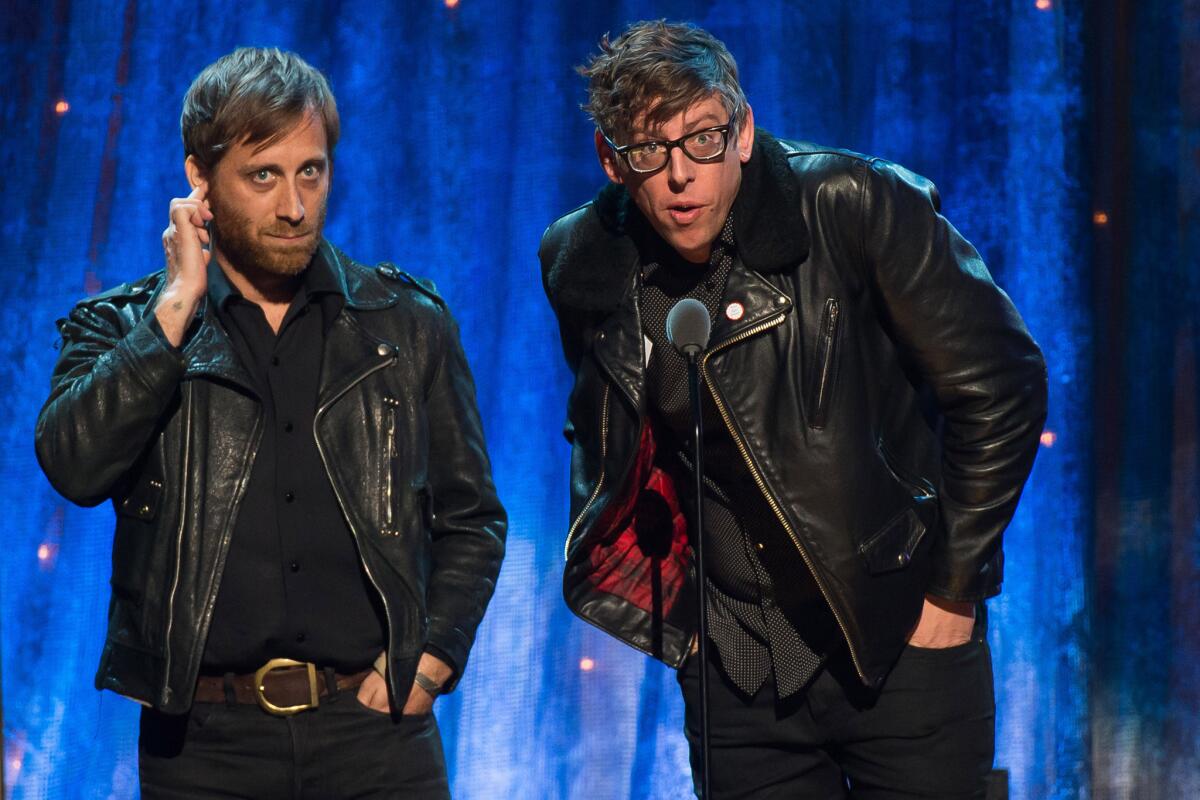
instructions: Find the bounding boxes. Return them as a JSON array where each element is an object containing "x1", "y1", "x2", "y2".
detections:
[{"x1": 603, "y1": 122, "x2": 736, "y2": 174}]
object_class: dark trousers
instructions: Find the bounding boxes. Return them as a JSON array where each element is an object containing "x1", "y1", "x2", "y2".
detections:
[
  {"x1": 138, "y1": 689, "x2": 449, "y2": 799},
  {"x1": 679, "y1": 638, "x2": 996, "y2": 799}
]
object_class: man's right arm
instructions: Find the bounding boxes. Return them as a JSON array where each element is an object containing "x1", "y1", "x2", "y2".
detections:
[{"x1": 34, "y1": 186, "x2": 212, "y2": 506}]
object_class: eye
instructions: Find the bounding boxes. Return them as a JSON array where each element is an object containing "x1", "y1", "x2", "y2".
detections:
[
  {"x1": 301, "y1": 164, "x2": 321, "y2": 179},
  {"x1": 631, "y1": 142, "x2": 662, "y2": 156},
  {"x1": 251, "y1": 168, "x2": 272, "y2": 183},
  {"x1": 693, "y1": 132, "x2": 713, "y2": 145}
]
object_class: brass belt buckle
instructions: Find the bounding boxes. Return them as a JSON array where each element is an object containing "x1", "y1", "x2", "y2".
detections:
[{"x1": 253, "y1": 658, "x2": 319, "y2": 716}]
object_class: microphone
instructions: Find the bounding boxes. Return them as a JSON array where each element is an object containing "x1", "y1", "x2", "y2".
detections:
[
  {"x1": 666, "y1": 296, "x2": 714, "y2": 798},
  {"x1": 666, "y1": 298, "x2": 712, "y2": 356}
]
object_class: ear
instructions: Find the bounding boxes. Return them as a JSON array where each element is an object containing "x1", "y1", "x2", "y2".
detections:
[
  {"x1": 595, "y1": 129, "x2": 623, "y2": 185},
  {"x1": 184, "y1": 155, "x2": 209, "y2": 193},
  {"x1": 737, "y1": 104, "x2": 755, "y2": 163}
]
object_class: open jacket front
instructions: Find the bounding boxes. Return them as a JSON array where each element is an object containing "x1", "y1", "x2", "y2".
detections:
[
  {"x1": 540, "y1": 131, "x2": 1048, "y2": 689},
  {"x1": 35, "y1": 241, "x2": 506, "y2": 714}
]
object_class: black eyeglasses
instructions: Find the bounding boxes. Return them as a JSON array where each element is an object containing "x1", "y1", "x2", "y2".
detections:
[{"x1": 604, "y1": 123, "x2": 734, "y2": 174}]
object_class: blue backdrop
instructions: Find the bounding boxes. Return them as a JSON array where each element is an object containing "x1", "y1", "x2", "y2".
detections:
[{"x1": 1, "y1": 1, "x2": 1196, "y2": 798}]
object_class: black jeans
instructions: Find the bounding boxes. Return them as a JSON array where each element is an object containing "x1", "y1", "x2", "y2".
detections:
[
  {"x1": 138, "y1": 689, "x2": 449, "y2": 799},
  {"x1": 678, "y1": 638, "x2": 996, "y2": 799}
]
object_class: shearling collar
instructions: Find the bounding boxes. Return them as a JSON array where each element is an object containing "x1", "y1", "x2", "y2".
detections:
[{"x1": 545, "y1": 129, "x2": 809, "y2": 316}]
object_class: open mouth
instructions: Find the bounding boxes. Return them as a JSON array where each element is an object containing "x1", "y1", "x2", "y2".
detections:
[{"x1": 667, "y1": 203, "x2": 704, "y2": 224}]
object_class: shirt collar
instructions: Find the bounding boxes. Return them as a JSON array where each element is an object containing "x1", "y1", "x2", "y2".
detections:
[
  {"x1": 207, "y1": 244, "x2": 344, "y2": 310},
  {"x1": 643, "y1": 211, "x2": 737, "y2": 282}
]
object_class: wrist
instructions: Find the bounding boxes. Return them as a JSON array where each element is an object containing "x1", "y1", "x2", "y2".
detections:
[
  {"x1": 925, "y1": 594, "x2": 975, "y2": 618},
  {"x1": 413, "y1": 670, "x2": 443, "y2": 698},
  {"x1": 156, "y1": 283, "x2": 203, "y2": 313}
]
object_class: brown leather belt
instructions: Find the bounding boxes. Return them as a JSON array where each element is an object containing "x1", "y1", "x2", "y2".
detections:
[{"x1": 194, "y1": 658, "x2": 373, "y2": 716}]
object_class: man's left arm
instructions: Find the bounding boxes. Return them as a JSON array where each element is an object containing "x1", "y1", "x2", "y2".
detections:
[
  {"x1": 857, "y1": 159, "x2": 1048, "y2": 609},
  {"x1": 418, "y1": 309, "x2": 508, "y2": 692}
]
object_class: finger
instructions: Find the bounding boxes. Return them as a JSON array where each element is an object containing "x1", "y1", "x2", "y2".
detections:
[
  {"x1": 170, "y1": 198, "x2": 210, "y2": 224},
  {"x1": 188, "y1": 182, "x2": 208, "y2": 203},
  {"x1": 368, "y1": 687, "x2": 391, "y2": 712},
  {"x1": 170, "y1": 203, "x2": 203, "y2": 232}
]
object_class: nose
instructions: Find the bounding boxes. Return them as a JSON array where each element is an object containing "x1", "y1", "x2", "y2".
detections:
[
  {"x1": 276, "y1": 180, "x2": 306, "y2": 224},
  {"x1": 665, "y1": 145, "x2": 695, "y2": 190}
]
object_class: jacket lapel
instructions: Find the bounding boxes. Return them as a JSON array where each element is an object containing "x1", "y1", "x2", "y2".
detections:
[
  {"x1": 591, "y1": 273, "x2": 646, "y2": 412},
  {"x1": 317, "y1": 313, "x2": 395, "y2": 412},
  {"x1": 706, "y1": 262, "x2": 794, "y2": 350},
  {"x1": 181, "y1": 300, "x2": 258, "y2": 395}
]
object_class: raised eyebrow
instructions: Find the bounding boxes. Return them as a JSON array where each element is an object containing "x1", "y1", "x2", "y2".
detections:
[
  {"x1": 630, "y1": 116, "x2": 724, "y2": 143},
  {"x1": 683, "y1": 116, "x2": 723, "y2": 132}
]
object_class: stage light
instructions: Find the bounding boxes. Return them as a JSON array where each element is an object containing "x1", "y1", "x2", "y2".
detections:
[
  {"x1": 55, "y1": 99, "x2": 69, "y2": 114},
  {"x1": 1093, "y1": 211, "x2": 1109, "y2": 226},
  {"x1": 579, "y1": 657, "x2": 595, "y2": 671},
  {"x1": 445, "y1": 0, "x2": 459, "y2": 7},
  {"x1": 37, "y1": 542, "x2": 59, "y2": 570},
  {"x1": 1035, "y1": 0, "x2": 1051, "y2": 9},
  {"x1": 1040, "y1": 431, "x2": 1057, "y2": 447}
]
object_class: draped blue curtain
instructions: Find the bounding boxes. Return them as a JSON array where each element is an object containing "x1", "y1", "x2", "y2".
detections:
[{"x1": 1, "y1": 1, "x2": 1195, "y2": 798}]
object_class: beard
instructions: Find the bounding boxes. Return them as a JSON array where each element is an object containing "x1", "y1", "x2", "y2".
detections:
[{"x1": 208, "y1": 192, "x2": 328, "y2": 279}]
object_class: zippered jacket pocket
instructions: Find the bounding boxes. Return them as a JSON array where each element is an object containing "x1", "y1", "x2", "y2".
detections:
[{"x1": 808, "y1": 298, "x2": 842, "y2": 429}]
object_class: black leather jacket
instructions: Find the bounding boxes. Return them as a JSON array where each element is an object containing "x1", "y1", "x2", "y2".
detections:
[
  {"x1": 35, "y1": 241, "x2": 506, "y2": 713},
  {"x1": 540, "y1": 132, "x2": 1047, "y2": 689}
]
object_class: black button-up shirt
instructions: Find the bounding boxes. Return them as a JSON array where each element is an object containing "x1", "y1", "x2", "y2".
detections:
[
  {"x1": 639, "y1": 215, "x2": 835, "y2": 699},
  {"x1": 198, "y1": 252, "x2": 387, "y2": 674}
]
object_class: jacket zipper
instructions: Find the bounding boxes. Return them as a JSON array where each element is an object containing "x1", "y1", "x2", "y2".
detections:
[
  {"x1": 314, "y1": 356, "x2": 406, "y2": 681},
  {"x1": 161, "y1": 383, "x2": 193, "y2": 702},
  {"x1": 382, "y1": 396, "x2": 400, "y2": 536},
  {"x1": 701, "y1": 313, "x2": 868, "y2": 684},
  {"x1": 811, "y1": 298, "x2": 841, "y2": 429},
  {"x1": 563, "y1": 384, "x2": 610, "y2": 560}
]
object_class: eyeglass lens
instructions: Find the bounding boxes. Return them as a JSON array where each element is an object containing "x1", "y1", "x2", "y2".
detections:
[{"x1": 626, "y1": 129, "x2": 727, "y2": 171}]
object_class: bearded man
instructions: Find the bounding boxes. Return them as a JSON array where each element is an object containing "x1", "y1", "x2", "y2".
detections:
[
  {"x1": 35, "y1": 47, "x2": 505, "y2": 799},
  {"x1": 540, "y1": 21, "x2": 1047, "y2": 799}
]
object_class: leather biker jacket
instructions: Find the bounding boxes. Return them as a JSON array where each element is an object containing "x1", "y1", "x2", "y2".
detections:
[
  {"x1": 35, "y1": 240, "x2": 506, "y2": 713},
  {"x1": 539, "y1": 131, "x2": 1047, "y2": 689}
]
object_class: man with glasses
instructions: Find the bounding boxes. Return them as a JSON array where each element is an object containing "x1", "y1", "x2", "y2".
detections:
[
  {"x1": 35, "y1": 47, "x2": 505, "y2": 798},
  {"x1": 540, "y1": 21, "x2": 1046, "y2": 798}
]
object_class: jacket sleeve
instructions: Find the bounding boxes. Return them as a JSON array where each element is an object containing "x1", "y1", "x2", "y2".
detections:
[
  {"x1": 858, "y1": 159, "x2": 1048, "y2": 602},
  {"x1": 35, "y1": 295, "x2": 187, "y2": 507},
  {"x1": 420, "y1": 308, "x2": 507, "y2": 690}
]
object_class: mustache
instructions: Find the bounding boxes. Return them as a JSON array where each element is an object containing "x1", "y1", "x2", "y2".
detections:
[{"x1": 260, "y1": 225, "x2": 317, "y2": 238}]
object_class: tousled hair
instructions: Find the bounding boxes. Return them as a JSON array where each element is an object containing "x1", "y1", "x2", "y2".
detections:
[
  {"x1": 181, "y1": 47, "x2": 339, "y2": 170},
  {"x1": 577, "y1": 20, "x2": 748, "y2": 142}
]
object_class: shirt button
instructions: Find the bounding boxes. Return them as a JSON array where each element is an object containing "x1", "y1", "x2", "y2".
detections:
[
  {"x1": 295, "y1": 632, "x2": 306, "y2": 643},
  {"x1": 271, "y1": 356, "x2": 280, "y2": 366},
  {"x1": 290, "y1": 561, "x2": 300, "y2": 573},
  {"x1": 284, "y1": 491, "x2": 295, "y2": 502},
  {"x1": 283, "y1": 422, "x2": 294, "y2": 433}
]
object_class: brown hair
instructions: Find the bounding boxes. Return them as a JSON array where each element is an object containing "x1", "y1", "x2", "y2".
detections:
[
  {"x1": 181, "y1": 47, "x2": 340, "y2": 170},
  {"x1": 577, "y1": 20, "x2": 748, "y2": 142}
]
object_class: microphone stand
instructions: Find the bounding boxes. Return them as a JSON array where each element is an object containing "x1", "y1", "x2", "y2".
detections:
[{"x1": 684, "y1": 348, "x2": 712, "y2": 800}]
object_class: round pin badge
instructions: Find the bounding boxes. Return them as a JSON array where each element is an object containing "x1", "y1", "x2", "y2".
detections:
[{"x1": 725, "y1": 301, "x2": 745, "y2": 321}]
